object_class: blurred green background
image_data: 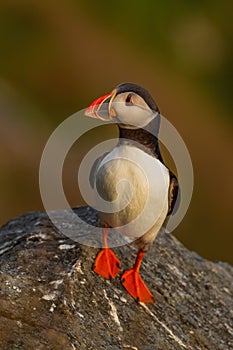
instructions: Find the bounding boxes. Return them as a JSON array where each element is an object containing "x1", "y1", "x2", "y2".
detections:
[{"x1": 0, "y1": 0, "x2": 232, "y2": 264}]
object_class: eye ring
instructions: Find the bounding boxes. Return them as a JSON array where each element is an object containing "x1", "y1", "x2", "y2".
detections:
[{"x1": 125, "y1": 94, "x2": 133, "y2": 105}]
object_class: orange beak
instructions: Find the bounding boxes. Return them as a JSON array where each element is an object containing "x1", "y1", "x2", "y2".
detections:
[{"x1": 85, "y1": 89, "x2": 117, "y2": 121}]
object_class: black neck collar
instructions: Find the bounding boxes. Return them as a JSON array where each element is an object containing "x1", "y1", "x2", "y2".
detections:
[{"x1": 118, "y1": 123, "x2": 162, "y2": 161}]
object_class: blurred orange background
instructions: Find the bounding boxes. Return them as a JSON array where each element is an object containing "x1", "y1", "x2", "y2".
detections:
[{"x1": 0, "y1": 0, "x2": 232, "y2": 263}]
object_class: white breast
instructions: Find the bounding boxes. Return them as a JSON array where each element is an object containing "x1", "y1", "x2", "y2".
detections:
[{"x1": 94, "y1": 145, "x2": 169, "y2": 240}]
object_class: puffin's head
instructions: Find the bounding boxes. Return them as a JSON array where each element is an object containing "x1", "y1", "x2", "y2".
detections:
[{"x1": 85, "y1": 83, "x2": 160, "y2": 129}]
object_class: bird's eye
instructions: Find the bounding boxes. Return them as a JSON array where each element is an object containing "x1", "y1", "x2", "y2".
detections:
[{"x1": 125, "y1": 94, "x2": 133, "y2": 104}]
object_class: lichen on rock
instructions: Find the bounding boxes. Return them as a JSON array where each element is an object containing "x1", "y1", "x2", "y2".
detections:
[{"x1": 0, "y1": 207, "x2": 232, "y2": 349}]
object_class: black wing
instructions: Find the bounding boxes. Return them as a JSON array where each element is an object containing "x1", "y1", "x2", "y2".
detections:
[
  {"x1": 89, "y1": 152, "x2": 109, "y2": 189},
  {"x1": 167, "y1": 171, "x2": 179, "y2": 216}
]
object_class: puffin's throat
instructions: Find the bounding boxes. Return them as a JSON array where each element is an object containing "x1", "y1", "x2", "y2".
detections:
[{"x1": 118, "y1": 126, "x2": 162, "y2": 160}]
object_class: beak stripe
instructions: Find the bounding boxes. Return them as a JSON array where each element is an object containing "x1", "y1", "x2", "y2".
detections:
[
  {"x1": 109, "y1": 89, "x2": 117, "y2": 118},
  {"x1": 85, "y1": 93, "x2": 112, "y2": 118}
]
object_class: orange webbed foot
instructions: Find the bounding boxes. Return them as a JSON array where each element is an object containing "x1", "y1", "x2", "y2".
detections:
[
  {"x1": 121, "y1": 269, "x2": 154, "y2": 303},
  {"x1": 93, "y1": 248, "x2": 121, "y2": 280},
  {"x1": 121, "y1": 249, "x2": 154, "y2": 303}
]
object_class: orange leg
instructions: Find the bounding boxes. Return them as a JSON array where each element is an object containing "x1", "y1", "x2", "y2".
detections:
[
  {"x1": 93, "y1": 228, "x2": 121, "y2": 280},
  {"x1": 121, "y1": 250, "x2": 154, "y2": 303}
]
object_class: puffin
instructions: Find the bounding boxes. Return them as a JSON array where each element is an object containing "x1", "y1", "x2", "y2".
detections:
[{"x1": 85, "y1": 83, "x2": 178, "y2": 302}]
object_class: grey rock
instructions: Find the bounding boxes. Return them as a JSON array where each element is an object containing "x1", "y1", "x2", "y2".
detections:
[{"x1": 0, "y1": 207, "x2": 232, "y2": 350}]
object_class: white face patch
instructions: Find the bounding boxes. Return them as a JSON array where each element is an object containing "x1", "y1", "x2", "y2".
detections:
[{"x1": 111, "y1": 92, "x2": 157, "y2": 128}]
